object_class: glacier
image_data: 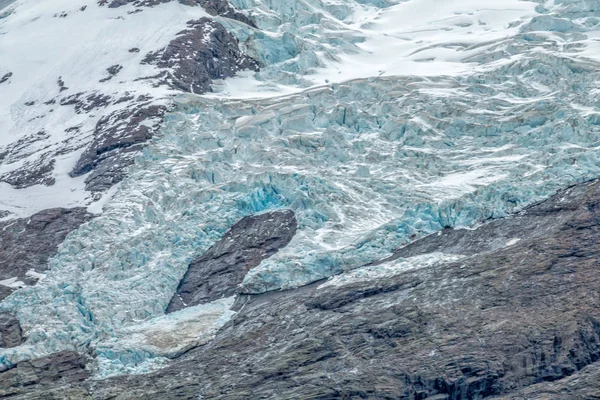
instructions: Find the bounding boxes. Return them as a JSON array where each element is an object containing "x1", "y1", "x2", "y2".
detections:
[{"x1": 3, "y1": 0, "x2": 600, "y2": 378}]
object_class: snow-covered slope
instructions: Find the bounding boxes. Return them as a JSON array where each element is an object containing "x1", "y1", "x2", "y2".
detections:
[
  {"x1": 2, "y1": 0, "x2": 600, "y2": 380},
  {"x1": 0, "y1": 0, "x2": 254, "y2": 218}
]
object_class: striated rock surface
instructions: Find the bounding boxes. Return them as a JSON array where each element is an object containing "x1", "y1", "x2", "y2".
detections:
[
  {"x1": 167, "y1": 209, "x2": 297, "y2": 312},
  {"x1": 0, "y1": 312, "x2": 23, "y2": 349},
  {"x1": 0, "y1": 351, "x2": 91, "y2": 397},
  {"x1": 492, "y1": 363, "x2": 600, "y2": 400},
  {"x1": 0, "y1": 208, "x2": 93, "y2": 301}
]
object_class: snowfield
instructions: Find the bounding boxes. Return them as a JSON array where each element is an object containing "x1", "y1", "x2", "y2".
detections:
[{"x1": 2, "y1": 0, "x2": 600, "y2": 378}]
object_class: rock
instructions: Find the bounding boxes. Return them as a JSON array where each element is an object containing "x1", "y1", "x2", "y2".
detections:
[
  {"x1": 0, "y1": 72, "x2": 12, "y2": 84},
  {"x1": 0, "y1": 312, "x2": 23, "y2": 348},
  {"x1": 167, "y1": 209, "x2": 297, "y2": 312},
  {"x1": 492, "y1": 363, "x2": 600, "y2": 399},
  {"x1": 70, "y1": 103, "x2": 166, "y2": 192},
  {"x1": 0, "y1": 351, "x2": 91, "y2": 397},
  {"x1": 99, "y1": 64, "x2": 123, "y2": 82},
  {"x1": 0, "y1": 154, "x2": 55, "y2": 189},
  {"x1": 142, "y1": 17, "x2": 259, "y2": 94},
  {"x1": 196, "y1": 0, "x2": 256, "y2": 27},
  {"x1": 0, "y1": 208, "x2": 93, "y2": 301},
  {"x1": 71, "y1": 16, "x2": 258, "y2": 193}
]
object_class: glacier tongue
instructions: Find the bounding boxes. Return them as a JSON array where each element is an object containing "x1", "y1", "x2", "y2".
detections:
[{"x1": 3, "y1": 0, "x2": 600, "y2": 378}]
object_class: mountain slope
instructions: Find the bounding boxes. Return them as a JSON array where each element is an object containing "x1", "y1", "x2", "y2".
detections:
[{"x1": 2, "y1": 0, "x2": 600, "y2": 398}]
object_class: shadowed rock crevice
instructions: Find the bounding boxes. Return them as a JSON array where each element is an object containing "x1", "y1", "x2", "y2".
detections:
[{"x1": 167, "y1": 209, "x2": 297, "y2": 313}]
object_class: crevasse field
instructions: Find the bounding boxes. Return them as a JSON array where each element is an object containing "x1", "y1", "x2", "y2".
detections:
[{"x1": 3, "y1": 0, "x2": 600, "y2": 376}]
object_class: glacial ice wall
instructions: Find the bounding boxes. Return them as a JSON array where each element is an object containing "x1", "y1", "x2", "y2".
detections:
[{"x1": 3, "y1": 0, "x2": 600, "y2": 377}]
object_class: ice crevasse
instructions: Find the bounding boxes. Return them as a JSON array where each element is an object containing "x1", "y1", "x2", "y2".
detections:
[{"x1": 3, "y1": 0, "x2": 600, "y2": 376}]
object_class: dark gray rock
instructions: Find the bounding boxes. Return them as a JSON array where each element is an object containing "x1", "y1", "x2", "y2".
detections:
[
  {"x1": 0, "y1": 208, "x2": 93, "y2": 301},
  {"x1": 0, "y1": 351, "x2": 91, "y2": 397},
  {"x1": 0, "y1": 72, "x2": 12, "y2": 84},
  {"x1": 59, "y1": 91, "x2": 112, "y2": 113},
  {"x1": 196, "y1": 0, "x2": 256, "y2": 27},
  {"x1": 57, "y1": 76, "x2": 68, "y2": 92},
  {"x1": 167, "y1": 209, "x2": 298, "y2": 313},
  {"x1": 0, "y1": 130, "x2": 50, "y2": 166},
  {"x1": 0, "y1": 312, "x2": 23, "y2": 348},
  {"x1": 99, "y1": 64, "x2": 123, "y2": 82},
  {"x1": 492, "y1": 363, "x2": 600, "y2": 399},
  {"x1": 142, "y1": 17, "x2": 259, "y2": 94},
  {"x1": 0, "y1": 154, "x2": 55, "y2": 188},
  {"x1": 70, "y1": 103, "x2": 166, "y2": 192}
]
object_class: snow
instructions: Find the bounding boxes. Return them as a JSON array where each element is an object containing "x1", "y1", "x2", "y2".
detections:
[
  {"x1": 0, "y1": 0, "x2": 209, "y2": 219},
  {"x1": 214, "y1": 0, "x2": 538, "y2": 98},
  {"x1": 0, "y1": 277, "x2": 25, "y2": 289},
  {"x1": 319, "y1": 253, "x2": 464, "y2": 289}
]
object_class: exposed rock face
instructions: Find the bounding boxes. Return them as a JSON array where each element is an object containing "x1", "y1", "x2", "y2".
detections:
[
  {"x1": 0, "y1": 154, "x2": 55, "y2": 188},
  {"x1": 0, "y1": 208, "x2": 93, "y2": 301},
  {"x1": 70, "y1": 103, "x2": 167, "y2": 192},
  {"x1": 0, "y1": 351, "x2": 91, "y2": 398},
  {"x1": 493, "y1": 363, "x2": 600, "y2": 399},
  {"x1": 0, "y1": 312, "x2": 23, "y2": 348},
  {"x1": 2, "y1": 179, "x2": 599, "y2": 398},
  {"x1": 142, "y1": 17, "x2": 259, "y2": 94},
  {"x1": 167, "y1": 209, "x2": 297, "y2": 312},
  {"x1": 0, "y1": 72, "x2": 11, "y2": 84}
]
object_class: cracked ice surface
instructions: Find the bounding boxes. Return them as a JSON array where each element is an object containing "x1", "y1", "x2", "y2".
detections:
[{"x1": 3, "y1": 0, "x2": 600, "y2": 376}]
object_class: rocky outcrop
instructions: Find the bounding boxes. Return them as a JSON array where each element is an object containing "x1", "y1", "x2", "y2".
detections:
[
  {"x1": 0, "y1": 154, "x2": 55, "y2": 188},
  {"x1": 0, "y1": 351, "x2": 91, "y2": 398},
  {"x1": 70, "y1": 103, "x2": 167, "y2": 192},
  {"x1": 0, "y1": 312, "x2": 23, "y2": 348},
  {"x1": 492, "y1": 363, "x2": 600, "y2": 399},
  {"x1": 142, "y1": 17, "x2": 259, "y2": 94},
  {"x1": 0, "y1": 72, "x2": 11, "y2": 84},
  {"x1": 68, "y1": 14, "x2": 258, "y2": 192},
  {"x1": 0, "y1": 208, "x2": 93, "y2": 301},
  {"x1": 167, "y1": 209, "x2": 297, "y2": 312}
]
